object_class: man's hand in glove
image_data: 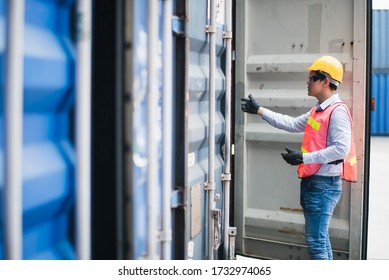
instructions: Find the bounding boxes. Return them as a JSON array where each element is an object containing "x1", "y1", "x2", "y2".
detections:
[
  {"x1": 241, "y1": 94, "x2": 260, "y2": 114},
  {"x1": 281, "y1": 147, "x2": 303, "y2": 166}
]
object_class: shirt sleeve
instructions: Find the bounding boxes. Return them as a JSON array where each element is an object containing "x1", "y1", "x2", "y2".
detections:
[
  {"x1": 262, "y1": 108, "x2": 309, "y2": 133},
  {"x1": 303, "y1": 106, "x2": 352, "y2": 164}
]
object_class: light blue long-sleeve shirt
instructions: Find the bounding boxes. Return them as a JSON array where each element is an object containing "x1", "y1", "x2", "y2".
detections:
[{"x1": 262, "y1": 93, "x2": 352, "y2": 176}]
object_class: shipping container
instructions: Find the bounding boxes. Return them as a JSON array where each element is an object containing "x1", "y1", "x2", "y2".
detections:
[
  {"x1": 0, "y1": 0, "x2": 371, "y2": 260},
  {"x1": 0, "y1": 0, "x2": 76, "y2": 259},
  {"x1": 171, "y1": 0, "x2": 228, "y2": 260},
  {"x1": 372, "y1": 9, "x2": 389, "y2": 69},
  {"x1": 234, "y1": 0, "x2": 370, "y2": 260},
  {"x1": 371, "y1": 74, "x2": 389, "y2": 135},
  {"x1": 371, "y1": 9, "x2": 389, "y2": 135},
  {"x1": 123, "y1": 0, "x2": 165, "y2": 260}
]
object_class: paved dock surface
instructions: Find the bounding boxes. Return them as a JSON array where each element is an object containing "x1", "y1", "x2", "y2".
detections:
[{"x1": 367, "y1": 136, "x2": 389, "y2": 260}]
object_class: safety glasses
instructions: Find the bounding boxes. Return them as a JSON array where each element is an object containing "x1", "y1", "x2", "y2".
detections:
[{"x1": 308, "y1": 75, "x2": 322, "y2": 83}]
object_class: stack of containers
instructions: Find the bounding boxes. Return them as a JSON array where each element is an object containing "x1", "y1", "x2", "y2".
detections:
[{"x1": 371, "y1": 9, "x2": 389, "y2": 135}]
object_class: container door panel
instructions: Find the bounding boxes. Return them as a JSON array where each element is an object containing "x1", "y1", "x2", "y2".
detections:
[
  {"x1": 234, "y1": 0, "x2": 368, "y2": 260},
  {"x1": 173, "y1": 0, "x2": 226, "y2": 259}
]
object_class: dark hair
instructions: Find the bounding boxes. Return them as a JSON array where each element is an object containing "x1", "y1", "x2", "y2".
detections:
[
  {"x1": 315, "y1": 71, "x2": 338, "y2": 91},
  {"x1": 329, "y1": 83, "x2": 338, "y2": 91},
  {"x1": 315, "y1": 72, "x2": 327, "y2": 80}
]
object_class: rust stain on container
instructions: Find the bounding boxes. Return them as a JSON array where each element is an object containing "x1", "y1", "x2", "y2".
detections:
[
  {"x1": 279, "y1": 227, "x2": 304, "y2": 238},
  {"x1": 280, "y1": 207, "x2": 304, "y2": 213}
]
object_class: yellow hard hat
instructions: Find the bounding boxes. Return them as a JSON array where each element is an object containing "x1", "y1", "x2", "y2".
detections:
[{"x1": 306, "y1": 55, "x2": 343, "y2": 83}]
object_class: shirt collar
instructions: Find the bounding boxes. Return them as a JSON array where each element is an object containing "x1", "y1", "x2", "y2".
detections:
[{"x1": 316, "y1": 93, "x2": 341, "y2": 112}]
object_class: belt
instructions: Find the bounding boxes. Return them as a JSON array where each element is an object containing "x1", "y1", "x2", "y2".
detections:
[{"x1": 328, "y1": 159, "x2": 343, "y2": 165}]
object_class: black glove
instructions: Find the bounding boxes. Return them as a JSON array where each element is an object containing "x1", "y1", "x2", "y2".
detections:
[
  {"x1": 241, "y1": 94, "x2": 260, "y2": 114},
  {"x1": 281, "y1": 147, "x2": 303, "y2": 166}
]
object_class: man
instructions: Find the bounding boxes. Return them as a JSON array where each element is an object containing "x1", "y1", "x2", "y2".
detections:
[{"x1": 241, "y1": 55, "x2": 357, "y2": 260}]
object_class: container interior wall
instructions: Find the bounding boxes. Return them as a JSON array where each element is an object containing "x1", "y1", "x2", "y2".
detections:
[
  {"x1": 234, "y1": 0, "x2": 364, "y2": 260},
  {"x1": 0, "y1": 0, "x2": 76, "y2": 259}
]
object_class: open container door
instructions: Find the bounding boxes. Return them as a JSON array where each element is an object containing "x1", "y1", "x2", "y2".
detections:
[
  {"x1": 173, "y1": 0, "x2": 227, "y2": 260},
  {"x1": 234, "y1": 0, "x2": 369, "y2": 260}
]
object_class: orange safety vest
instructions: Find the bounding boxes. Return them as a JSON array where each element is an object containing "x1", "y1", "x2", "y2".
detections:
[{"x1": 297, "y1": 103, "x2": 357, "y2": 182}]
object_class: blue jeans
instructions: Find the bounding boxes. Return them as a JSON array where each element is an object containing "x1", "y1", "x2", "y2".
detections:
[{"x1": 300, "y1": 175, "x2": 342, "y2": 260}]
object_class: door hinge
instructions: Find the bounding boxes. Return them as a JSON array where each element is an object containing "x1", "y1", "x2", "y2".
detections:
[
  {"x1": 205, "y1": 24, "x2": 216, "y2": 34},
  {"x1": 370, "y1": 98, "x2": 375, "y2": 112}
]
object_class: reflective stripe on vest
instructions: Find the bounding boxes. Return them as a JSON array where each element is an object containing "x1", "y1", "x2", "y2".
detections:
[{"x1": 297, "y1": 103, "x2": 357, "y2": 182}]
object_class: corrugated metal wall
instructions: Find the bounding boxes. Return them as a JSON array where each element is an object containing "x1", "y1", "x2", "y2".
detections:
[
  {"x1": 371, "y1": 74, "x2": 389, "y2": 135},
  {"x1": 0, "y1": 0, "x2": 76, "y2": 259},
  {"x1": 124, "y1": 0, "x2": 163, "y2": 260},
  {"x1": 185, "y1": 0, "x2": 225, "y2": 259},
  {"x1": 371, "y1": 9, "x2": 389, "y2": 135}
]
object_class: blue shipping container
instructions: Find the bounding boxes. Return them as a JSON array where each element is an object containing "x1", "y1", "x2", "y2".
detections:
[
  {"x1": 0, "y1": 0, "x2": 76, "y2": 259},
  {"x1": 128, "y1": 0, "x2": 163, "y2": 259},
  {"x1": 185, "y1": 0, "x2": 225, "y2": 259},
  {"x1": 371, "y1": 9, "x2": 389, "y2": 135},
  {"x1": 371, "y1": 74, "x2": 389, "y2": 135},
  {"x1": 372, "y1": 10, "x2": 389, "y2": 70}
]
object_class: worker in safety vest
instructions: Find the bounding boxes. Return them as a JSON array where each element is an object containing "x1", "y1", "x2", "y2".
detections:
[{"x1": 241, "y1": 55, "x2": 357, "y2": 260}]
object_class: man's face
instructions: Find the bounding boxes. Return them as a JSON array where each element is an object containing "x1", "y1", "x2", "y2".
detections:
[{"x1": 307, "y1": 71, "x2": 325, "y2": 99}]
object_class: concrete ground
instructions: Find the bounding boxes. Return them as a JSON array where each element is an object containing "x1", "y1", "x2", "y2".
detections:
[{"x1": 367, "y1": 136, "x2": 389, "y2": 260}]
